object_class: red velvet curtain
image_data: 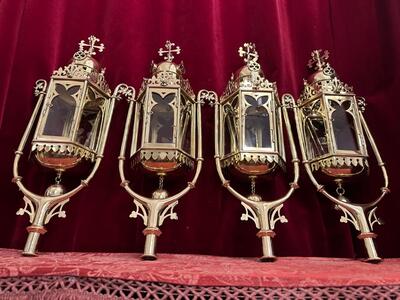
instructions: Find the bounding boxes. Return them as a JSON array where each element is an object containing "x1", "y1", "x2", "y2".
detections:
[{"x1": 0, "y1": 0, "x2": 399, "y2": 259}]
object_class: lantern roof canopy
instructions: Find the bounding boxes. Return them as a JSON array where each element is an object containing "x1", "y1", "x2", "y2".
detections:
[
  {"x1": 52, "y1": 35, "x2": 111, "y2": 95},
  {"x1": 299, "y1": 49, "x2": 354, "y2": 104},
  {"x1": 220, "y1": 43, "x2": 276, "y2": 103},
  {"x1": 137, "y1": 41, "x2": 195, "y2": 99}
]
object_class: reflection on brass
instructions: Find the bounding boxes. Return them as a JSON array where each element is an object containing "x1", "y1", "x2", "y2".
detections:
[
  {"x1": 12, "y1": 36, "x2": 133, "y2": 256},
  {"x1": 118, "y1": 41, "x2": 208, "y2": 260},
  {"x1": 291, "y1": 50, "x2": 390, "y2": 263},
  {"x1": 234, "y1": 162, "x2": 276, "y2": 176},
  {"x1": 141, "y1": 160, "x2": 181, "y2": 173},
  {"x1": 213, "y1": 43, "x2": 300, "y2": 262},
  {"x1": 35, "y1": 152, "x2": 81, "y2": 171}
]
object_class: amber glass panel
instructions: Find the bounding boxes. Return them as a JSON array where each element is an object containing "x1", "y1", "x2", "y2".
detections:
[
  {"x1": 42, "y1": 84, "x2": 80, "y2": 137},
  {"x1": 149, "y1": 92, "x2": 175, "y2": 143},
  {"x1": 244, "y1": 95, "x2": 271, "y2": 148},
  {"x1": 330, "y1": 100, "x2": 359, "y2": 151}
]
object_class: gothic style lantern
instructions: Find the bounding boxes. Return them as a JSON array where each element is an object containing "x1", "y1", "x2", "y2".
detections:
[
  {"x1": 119, "y1": 41, "x2": 208, "y2": 260},
  {"x1": 291, "y1": 50, "x2": 390, "y2": 262},
  {"x1": 212, "y1": 43, "x2": 300, "y2": 261},
  {"x1": 13, "y1": 36, "x2": 133, "y2": 256}
]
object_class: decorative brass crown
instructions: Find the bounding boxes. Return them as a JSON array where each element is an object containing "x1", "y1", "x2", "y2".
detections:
[
  {"x1": 221, "y1": 43, "x2": 276, "y2": 102},
  {"x1": 299, "y1": 50, "x2": 353, "y2": 103},
  {"x1": 32, "y1": 36, "x2": 111, "y2": 163},
  {"x1": 137, "y1": 40, "x2": 195, "y2": 99},
  {"x1": 52, "y1": 35, "x2": 111, "y2": 95}
]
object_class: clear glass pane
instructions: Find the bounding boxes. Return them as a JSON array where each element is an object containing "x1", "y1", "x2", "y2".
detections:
[
  {"x1": 76, "y1": 100, "x2": 102, "y2": 149},
  {"x1": 305, "y1": 117, "x2": 329, "y2": 158},
  {"x1": 42, "y1": 84, "x2": 79, "y2": 137},
  {"x1": 244, "y1": 105, "x2": 271, "y2": 148},
  {"x1": 149, "y1": 92, "x2": 175, "y2": 143},
  {"x1": 223, "y1": 115, "x2": 232, "y2": 155},
  {"x1": 330, "y1": 100, "x2": 359, "y2": 151},
  {"x1": 179, "y1": 104, "x2": 192, "y2": 153}
]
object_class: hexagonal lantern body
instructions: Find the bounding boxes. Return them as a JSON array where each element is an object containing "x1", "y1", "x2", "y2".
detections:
[
  {"x1": 130, "y1": 55, "x2": 196, "y2": 174},
  {"x1": 297, "y1": 50, "x2": 368, "y2": 179},
  {"x1": 32, "y1": 40, "x2": 112, "y2": 172},
  {"x1": 219, "y1": 58, "x2": 285, "y2": 177}
]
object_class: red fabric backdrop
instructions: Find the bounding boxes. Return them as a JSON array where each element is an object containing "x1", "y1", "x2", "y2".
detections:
[{"x1": 0, "y1": 0, "x2": 399, "y2": 259}]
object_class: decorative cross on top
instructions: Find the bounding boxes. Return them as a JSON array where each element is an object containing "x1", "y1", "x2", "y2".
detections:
[
  {"x1": 79, "y1": 35, "x2": 105, "y2": 57},
  {"x1": 308, "y1": 49, "x2": 329, "y2": 70},
  {"x1": 158, "y1": 41, "x2": 181, "y2": 62},
  {"x1": 238, "y1": 43, "x2": 259, "y2": 64}
]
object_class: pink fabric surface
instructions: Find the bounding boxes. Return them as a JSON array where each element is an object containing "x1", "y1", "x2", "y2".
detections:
[{"x1": 0, "y1": 248, "x2": 399, "y2": 288}]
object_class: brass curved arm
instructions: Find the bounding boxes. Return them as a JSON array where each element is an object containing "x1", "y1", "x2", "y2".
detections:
[
  {"x1": 13, "y1": 80, "x2": 47, "y2": 186},
  {"x1": 214, "y1": 94, "x2": 300, "y2": 207},
  {"x1": 358, "y1": 110, "x2": 389, "y2": 208},
  {"x1": 291, "y1": 97, "x2": 386, "y2": 262},
  {"x1": 13, "y1": 82, "x2": 122, "y2": 206},
  {"x1": 118, "y1": 88, "x2": 204, "y2": 260},
  {"x1": 291, "y1": 100, "x2": 356, "y2": 210},
  {"x1": 118, "y1": 92, "x2": 203, "y2": 208},
  {"x1": 12, "y1": 80, "x2": 121, "y2": 256},
  {"x1": 213, "y1": 92, "x2": 299, "y2": 261},
  {"x1": 291, "y1": 99, "x2": 389, "y2": 211}
]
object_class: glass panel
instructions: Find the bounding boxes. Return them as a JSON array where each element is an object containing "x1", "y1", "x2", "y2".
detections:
[
  {"x1": 42, "y1": 84, "x2": 79, "y2": 137},
  {"x1": 224, "y1": 113, "x2": 236, "y2": 155},
  {"x1": 244, "y1": 95, "x2": 271, "y2": 148},
  {"x1": 330, "y1": 100, "x2": 359, "y2": 151},
  {"x1": 305, "y1": 117, "x2": 329, "y2": 158},
  {"x1": 149, "y1": 92, "x2": 175, "y2": 143},
  {"x1": 130, "y1": 103, "x2": 142, "y2": 156},
  {"x1": 76, "y1": 100, "x2": 102, "y2": 149},
  {"x1": 179, "y1": 100, "x2": 192, "y2": 153}
]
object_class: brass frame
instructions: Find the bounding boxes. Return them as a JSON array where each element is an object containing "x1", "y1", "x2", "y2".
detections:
[
  {"x1": 118, "y1": 41, "x2": 208, "y2": 260},
  {"x1": 12, "y1": 37, "x2": 133, "y2": 256},
  {"x1": 213, "y1": 43, "x2": 300, "y2": 261},
  {"x1": 291, "y1": 50, "x2": 390, "y2": 263},
  {"x1": 118, "y1": 88, "x2": 209, "y2": 260}
]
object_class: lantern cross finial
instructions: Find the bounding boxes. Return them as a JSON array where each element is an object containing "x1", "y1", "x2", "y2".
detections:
[
  {"x1": 238, "y1": 43, "x2": 260, "y2": 71},
  {"x1": 79, "y1": 35, "x2": 104, "y2": 57},
  {"x1": 308, "y1": 49, "x2": 329, "y2": 70},
  {"x1": 158, "y1": 41, "x2": 181, "y2": 62}
]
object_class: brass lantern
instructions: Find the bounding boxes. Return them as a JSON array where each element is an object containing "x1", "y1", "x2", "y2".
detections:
[
  {"x1": 213, "y1": 43, "x2": 300, "y2": 261},
  {"x1": 13, "y1": 36, "x2": 133, "y2": 256},
  {"x1": 291, "y1": 50, "x2": 390, "y2": 262},
  {"x1": 119, "y1": 41, "x2": 208, "y2": 260}
]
